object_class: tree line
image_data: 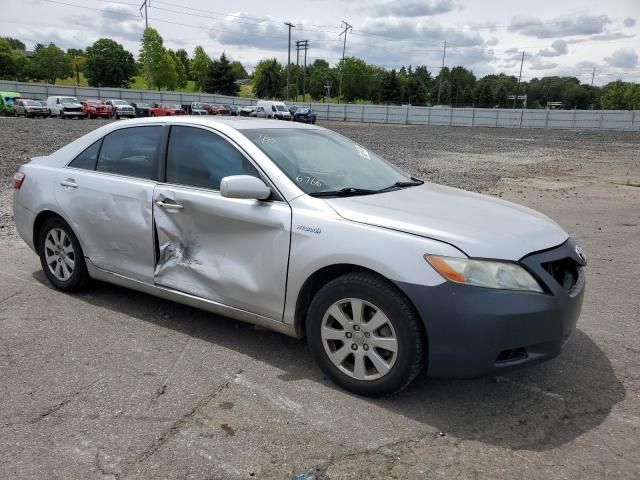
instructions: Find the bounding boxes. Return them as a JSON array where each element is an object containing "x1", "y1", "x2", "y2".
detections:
[{"x1": 1, "y1": 33, "x2": 639, "y2": 109}]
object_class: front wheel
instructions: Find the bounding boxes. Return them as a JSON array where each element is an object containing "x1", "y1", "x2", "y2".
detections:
[
  {"x1": 307, "y1": 272, "x2": 426, "y2": 396},
  {"x1": 38, "y1": 218, "x2": 91, "y2": 292}
]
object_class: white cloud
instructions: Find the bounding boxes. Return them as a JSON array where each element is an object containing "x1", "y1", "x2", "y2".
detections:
[
  {"x1": 508, "y1": 15, "x2": 611, "y2": 38},
  {"x1": 372, "y1": 0, "x2": 457, "y2": 18},
  {"x1": 538, "y1": 39, "x2": 568, "y2": 57},
  {"x1": 604, "y1": 49, "x2": 639, "y2": 68}
]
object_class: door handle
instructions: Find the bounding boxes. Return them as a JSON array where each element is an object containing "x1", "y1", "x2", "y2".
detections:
[
  {"x1": 155, "y1": 200, "x2": 184, "y2": 210},
  {"x1": 60, "y1": 179, "x2": 78, "y2": 188}
]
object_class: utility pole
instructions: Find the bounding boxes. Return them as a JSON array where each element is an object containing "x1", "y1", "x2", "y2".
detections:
[
  {"x1": 324, "y1": 81, "x2": 332, "y2": 103},
  {"x1": 338, "y1": 20, "x2": 352, "y2": 103},
  {"x1": 436, "y1": 40, "x2": 446, "y2": 105},
  {"x1": 589, "y1": 67, "x2": 596, "y2": 109},
  {"x1": 284, "y1": 22, "x2": 295, "y2": 101},
  {"x1": 296, "y1": 40, "x2": 309, "y2": 101},
  {"x1": 513, "y1": 51, "x2": 525, "y2": 108},
  {"x1": 140, "y1": 0, "x2": 151, "y2": 90}
]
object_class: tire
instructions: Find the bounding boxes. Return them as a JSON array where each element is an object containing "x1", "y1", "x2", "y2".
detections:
[
  {"x1": 38, "y1": 217, "x2": 91, "y2": 292},
  {"x1": 307, "y1": 272, "x2": 426, "y2": 397}
]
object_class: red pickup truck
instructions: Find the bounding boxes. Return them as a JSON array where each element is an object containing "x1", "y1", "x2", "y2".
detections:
[
  {"x1": 81, "y1": 99, "x2": 112, "y2": 119},
  {"x1": 149, "y1": 103, "x2": 186, "y2": 116}
]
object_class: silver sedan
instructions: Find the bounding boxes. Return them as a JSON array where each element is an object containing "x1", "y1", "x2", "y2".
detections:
[{"x1": 12, "y1": 116, "x2": 585, "y2": 396}]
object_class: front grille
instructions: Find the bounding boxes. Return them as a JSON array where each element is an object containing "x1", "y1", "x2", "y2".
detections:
[
  {"x1": 542, "y1": 258, "x2": 579, "y2": 292},
  {"x1": 65, "y1": 107, "x2": 82, "y2": 112}
]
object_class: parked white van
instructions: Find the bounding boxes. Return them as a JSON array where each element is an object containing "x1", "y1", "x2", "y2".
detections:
[
  {"x1": 256, "y1": 100, "x2": 291, "y2": 120},
  {"x1": 46, "y1": 96, "x2": 86, "y2": 119}
]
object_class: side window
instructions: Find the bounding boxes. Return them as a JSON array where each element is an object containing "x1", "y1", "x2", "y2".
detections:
[
  {"x1": 166, "y1": 126, "x2": 259, "y2": 190},
  {"x1": 69, "y1": 139, "x2": 102, "y2": 170},
  {"x1": 96, "y1": 126, "x2": 162, "y2": 179}
]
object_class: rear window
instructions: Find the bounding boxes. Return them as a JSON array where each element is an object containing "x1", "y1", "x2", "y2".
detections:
[
  {"x1": 96, "y1": 127, "x2": 162, "y2": 179},
  {"x1": 68, "y1": 140, "x2": 102, "y2": 170}
]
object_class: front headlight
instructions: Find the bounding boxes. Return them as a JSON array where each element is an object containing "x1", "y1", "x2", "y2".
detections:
[{"x1": 425, "y1": 255, "x2": 543, "y2": 293}]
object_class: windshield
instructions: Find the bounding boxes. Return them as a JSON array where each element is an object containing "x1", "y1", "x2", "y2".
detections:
[
  {"x1": 23, "y1": 100, "x2": 39, "y2": 106},
  {"x1": 138, "y1": 103, "x2": 149, "y2": 108},
  {"x1": 111, "y1": 100, "x2": 127, "y2": 106},
  {"x1": 243, "y1": 129, "x2": 413, "y2": 195},
  {"x1": 275, "y1": 105, "x2": 286, "y2": 111},
  {"x1": 61, "y1": 97, "x2": 79, "y2": 104}
]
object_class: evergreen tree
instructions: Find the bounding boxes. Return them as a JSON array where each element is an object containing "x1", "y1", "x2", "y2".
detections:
[
  {"x1": 205, "y1": 53, "x2": 238, "y2": 96},
  {"x1": 253, "y1": 58, "x2": 283, "y2": 99}
]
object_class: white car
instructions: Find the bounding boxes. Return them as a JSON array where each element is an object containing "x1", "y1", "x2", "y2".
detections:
[
  {"x1": 12, "y1": 116, "x2": 586, "y2": 396},
  {"x1": 46, "y1": 96, "x2": 87, "y2": 119}
]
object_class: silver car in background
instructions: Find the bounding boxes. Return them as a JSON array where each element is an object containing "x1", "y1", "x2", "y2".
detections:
[
  {"x1": 12, "y1": 117, "x2": 585, "y2": 396},
  {"x1": 105, "y1": 99, "x2": 136, "y2": 119}
]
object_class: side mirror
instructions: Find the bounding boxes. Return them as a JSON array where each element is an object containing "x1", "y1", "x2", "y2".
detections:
[{"x1": 220, "y1": 175, "x2": 271, "y2": 200}]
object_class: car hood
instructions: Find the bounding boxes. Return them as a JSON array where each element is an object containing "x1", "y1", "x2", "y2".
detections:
[{"x1": 324, "y1": 183, "x2": 568, "y2": 260}]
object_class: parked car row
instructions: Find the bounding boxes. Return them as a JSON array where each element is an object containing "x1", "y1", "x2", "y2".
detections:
[{"x1": 2, "y1": 91, "x2": 318, "y2": 123}]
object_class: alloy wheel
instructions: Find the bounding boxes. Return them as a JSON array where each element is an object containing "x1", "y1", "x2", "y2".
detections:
[
  {"x1": 44, "y1": 228, "x2": 76, "y2": 281},
  {"x1": 321, "y1": 298, "x2": 398, "y2": 381}
]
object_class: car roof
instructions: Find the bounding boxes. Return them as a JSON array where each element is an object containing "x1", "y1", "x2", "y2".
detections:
[{"x1": 109, "y1": 115, "x2": 322, "y2": 131}]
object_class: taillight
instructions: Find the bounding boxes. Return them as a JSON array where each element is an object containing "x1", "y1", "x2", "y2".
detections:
[{"x1": 13, "y1": 172, "x2": 25, "y2": 189}]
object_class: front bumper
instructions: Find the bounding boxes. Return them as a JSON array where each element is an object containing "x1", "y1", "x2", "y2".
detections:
[
  {"x1": 61, "y1": 110, "x2": 87, "y2": 118},
  {"x1": 115, "y1": 110, "x2": 136, "y2": 117},
  {"x1": 396, "y1": 239, "x2": 586, "y2": 377}
]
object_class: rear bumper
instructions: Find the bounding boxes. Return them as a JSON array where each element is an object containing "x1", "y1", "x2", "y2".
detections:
[
  {"x1": 12, "y1": 199, "x2": 36, "y2": 252},
  {"x1": 396, "y1": 239, "x2": 586, "y2": 377}
]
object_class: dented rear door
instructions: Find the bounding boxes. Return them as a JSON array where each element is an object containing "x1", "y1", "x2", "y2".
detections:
[{"x1": 152, "y1": 186, "x2": 292, "y2": 321}]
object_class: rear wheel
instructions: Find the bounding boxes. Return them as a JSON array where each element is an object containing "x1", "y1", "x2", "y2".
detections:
[
  {"x1": 307, "y1": 272, "x2": 426, "y2": 396},
  {"x1": 38, "y1": 218, "x2": 91, "y2": 292}
]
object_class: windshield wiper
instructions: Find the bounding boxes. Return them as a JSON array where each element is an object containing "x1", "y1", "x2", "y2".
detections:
[
  {"x1": 376, "y1": 178, "x2": 424, "y2": 192},
  {"x1": 309, "y1": 187, "x2": 380, "y2": 197}
]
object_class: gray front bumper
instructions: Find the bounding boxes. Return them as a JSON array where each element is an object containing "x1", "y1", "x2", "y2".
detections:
[{"x1": 396, "y1": 239, "x2": 586, "y2": 377}]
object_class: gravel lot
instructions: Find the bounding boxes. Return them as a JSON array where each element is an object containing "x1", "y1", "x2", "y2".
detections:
[{"x1": 1, "y1": 117, "x2": 639, "y2": 479}]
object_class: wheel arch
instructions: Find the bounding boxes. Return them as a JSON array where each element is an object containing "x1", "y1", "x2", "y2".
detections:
[
  {"x1": 32, "y1": 210, "x2": 76, "y2": 255},
  {"x1": 293, "y1": 263, "x2": 427, "y2": 343}
]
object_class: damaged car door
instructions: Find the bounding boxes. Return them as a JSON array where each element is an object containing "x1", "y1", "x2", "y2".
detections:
[{"x1": 153, "y1": 125, "x2": 292, "y2": 321}]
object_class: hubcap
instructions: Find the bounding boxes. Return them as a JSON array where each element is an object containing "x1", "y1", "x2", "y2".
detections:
[
  {"x1": 44, "y1": 228, "x2": 75, "y2": 281},
  {"x1": 320, "y1": 298, "x2": 398, "y2": 381}
]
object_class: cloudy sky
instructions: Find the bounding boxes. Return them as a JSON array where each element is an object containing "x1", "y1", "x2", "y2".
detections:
[{"x1": 4, "y1": 0, "x2": 640, "y2": 84}]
